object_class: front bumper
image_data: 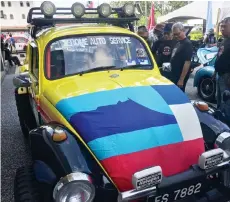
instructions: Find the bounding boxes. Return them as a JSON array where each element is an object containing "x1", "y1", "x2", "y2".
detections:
[{"x1": 118, "y1": 161, "x2": 230, "y2": 202}]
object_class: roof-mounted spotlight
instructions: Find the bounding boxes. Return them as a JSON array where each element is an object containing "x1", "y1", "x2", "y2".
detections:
[
  {"x1": 40, "y1": 1, "x2": 56, "y2": 17},
  {"x1": 71, "y1": 2, "x2": 85, "y2": 18},
  {"x1": 97, "y1": 3, "x2": 112, "y2": 18},
  {"x1": 122, "y1": 3, "x2": 135, "y2": 16}
]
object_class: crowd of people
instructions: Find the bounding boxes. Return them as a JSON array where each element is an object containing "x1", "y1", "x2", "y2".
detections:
[
  {"x1": 137, "y1": 22, "x2": 196, "y2": 92},
  {"x1": 136, "y1": 17, "x2": 230, "y2": 120},
  {"x1": 1, "y1": 33, "x2": 22, "y2": 68}
]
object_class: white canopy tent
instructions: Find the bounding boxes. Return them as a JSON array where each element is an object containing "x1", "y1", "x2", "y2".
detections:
[
  {"x1": 157, "y1": 1, "x2": 229, "y2": 25},
  {"x1": 218, "y1": 1, "x2": 230, "y2": 22}
]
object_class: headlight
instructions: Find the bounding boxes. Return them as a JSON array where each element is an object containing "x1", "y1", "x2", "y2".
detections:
[
  {"x1": 97, "y1": 3, "x2": 112, "y2": 17},
  {"x1": 122, "y1": 3, "x2": 135, "y2": 16},
  {"x1": 215, "y1": 132, "x2": 230, "y2": 151},
  {"x1": 53, "y1": 172, "x2": 95, "y2": 202},
  {"x1": 71, "y1": 2, "x2": 85, "y2": 18},
  {"x1": 40, "y1": 1, "x2": 56, "y2": 17}
]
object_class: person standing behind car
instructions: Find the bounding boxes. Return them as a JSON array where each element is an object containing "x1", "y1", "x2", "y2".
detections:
[
  {"x1": 152, "y1": 25, "x2": 177, "y2": 68},
  {"x1": 213, "y1": 17, "x2": 230, "y2": 112},
  {"x1": 149, "y1": 23, "x2": 165, "y2": 51},
  {"x1": 137, "y1": 26, "x2": 151, "y2": 48},
  {"x1": 170, "y1": 22, "x2": 193, "y2": 92},
  {"x1": 9, "y1": 34, "x2": 16, "y2": 53},
  {"x1": 203, "y1": 28, "x2": 217, "y2": 47}
]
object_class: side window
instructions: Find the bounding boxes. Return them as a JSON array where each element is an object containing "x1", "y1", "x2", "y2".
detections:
[{"x1": 30, "y1": 46, "x2": 39, "y2": 78}]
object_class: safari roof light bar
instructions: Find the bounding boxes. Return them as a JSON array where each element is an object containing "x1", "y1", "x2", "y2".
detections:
[
  {"x1": 71, "y1": 2, "x2": 85, "y2": 18},
  {"x1": 27, "y1": 1, "x2": 138, "y2": 26}
]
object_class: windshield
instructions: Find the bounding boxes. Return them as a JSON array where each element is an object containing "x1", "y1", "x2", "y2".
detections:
[{"x1": 45, "y1": 35, "x2": 153, "y2": 79}]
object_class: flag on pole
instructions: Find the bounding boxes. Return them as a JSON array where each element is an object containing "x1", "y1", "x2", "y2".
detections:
[
  {"x1": 86, "y1": 1, "x2": 94, "y2": 8},
  {"x1": 206, "y1": 1, "x2": 213, "y2": 34},
  {"x1": 148, "y1": 3, "x2": 156, "y2": 31}
]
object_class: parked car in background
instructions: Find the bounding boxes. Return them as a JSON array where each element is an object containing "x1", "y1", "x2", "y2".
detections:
[
  {"x1": 4, "y1": 35, "x2": 28, "y2": 53},
  {"x1": 193, "y1": 46, "x2": 218, "y2": 102}
]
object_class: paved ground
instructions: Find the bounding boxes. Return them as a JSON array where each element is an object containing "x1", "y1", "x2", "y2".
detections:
[
  {"x1": 1, "y1": 65, "x2": 32, "y2": 202},
  {"x1": 0, "y1": 62, "x2": 201, "y2": 202}
]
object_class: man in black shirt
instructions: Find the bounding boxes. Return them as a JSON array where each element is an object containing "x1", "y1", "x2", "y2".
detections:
[
  {"x1": 214, "y1": 17, "x2": 230, "y2": 119},
  {"x1": 152, "y1": 25, "x2": 177, "y2": 67},
  {"x1": 170, "y1": 22, "x2": 193, "y2": 92}
]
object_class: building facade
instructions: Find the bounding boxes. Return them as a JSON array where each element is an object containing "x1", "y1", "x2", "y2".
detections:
[
  {"x1": 0, "y1": 0, "x2": 112, "y2": 31},
  {"x1": 1, "y1": 1, "x2": 40, "y2": 31}
]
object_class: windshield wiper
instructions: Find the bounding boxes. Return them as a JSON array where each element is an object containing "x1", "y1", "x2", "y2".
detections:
[
  {"x1": 79, "y1": 66, "x2": 117, "y2": 76},
  {"x1": 120, "y1": 64, "x2": 152, "y2": 71}
]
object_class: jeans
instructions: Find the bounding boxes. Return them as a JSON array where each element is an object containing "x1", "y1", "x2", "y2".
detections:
[
  {"x1": 216, "y1": 73, "x2": 230, "y2": 121},
  {"x1": 8, "y1": 56, "x2": 21, "y2": 66}
]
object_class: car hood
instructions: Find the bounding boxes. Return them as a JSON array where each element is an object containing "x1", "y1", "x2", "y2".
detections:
[{"x1": 44, "y1": 71, "x2": 204, "y2": 191}]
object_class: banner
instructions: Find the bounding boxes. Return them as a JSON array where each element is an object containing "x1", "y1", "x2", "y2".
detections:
[
  {"x1": 148, "y1": 3, "x2": 156, "y2": 31},
  {"x1": 206, "y1": 1, "x2": 213, "y2": 34}
]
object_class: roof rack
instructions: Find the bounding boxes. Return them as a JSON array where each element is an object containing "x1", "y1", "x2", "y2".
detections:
[{"x1": 27, "y1": 1, "x2": 140, "y2": 38}]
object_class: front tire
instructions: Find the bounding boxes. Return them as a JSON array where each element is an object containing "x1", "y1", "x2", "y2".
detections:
[
  {"x1": 198, "y1": 76, "x2": 216, "y2": 102},
  {"x1": 15, "y1": 88, "x2": 37, "y2": 138},
  {"x1": 14, "y1": 166, "x2": 41, "y2": 202}
]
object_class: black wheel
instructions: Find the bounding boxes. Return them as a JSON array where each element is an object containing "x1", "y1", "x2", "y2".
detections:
[
  {"x1": 15, "y1": 88, "x2": 37, "y2": 138},
  {"x1": 198, "y1": 76, "x2": 216, "y2": 102},
  {"x1": 14, "y1": 166, "x2": 42, "y2": 202}
]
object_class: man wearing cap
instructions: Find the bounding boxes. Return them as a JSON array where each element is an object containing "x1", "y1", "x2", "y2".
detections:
[
  {"x1": 170, "y1": 22, "x2": 193, "y2": 92},
  {"x1": 149, "y1": 23, "x2": 164, "y2": 48},
  {"x1": 151, "y1": 24, "x2": 164, "y2": 43},
  {"x1": 137, "y1": 26, "x2": 151, "y2": 48},
  {"x1": 213, "y1": 17, "x2": 230, "y2": 119},
  {"x1": 152, "y1": 24, "x2": 177, "y2": 68}
]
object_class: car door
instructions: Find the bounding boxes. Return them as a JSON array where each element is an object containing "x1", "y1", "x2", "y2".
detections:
[{"x1": 28, "y1": 42, "x2": 41, "y2": 126}]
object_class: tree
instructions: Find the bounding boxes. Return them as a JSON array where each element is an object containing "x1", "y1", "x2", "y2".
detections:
[
  {"x1": 163, "y1": 1, "x2": 192, "y2": 15},
  {"x1": 110, "y1": 1, "x2": 192, "y2": 19},
  {"x1": 109, "y1": 1, "x2": 193, "y2": 27}
]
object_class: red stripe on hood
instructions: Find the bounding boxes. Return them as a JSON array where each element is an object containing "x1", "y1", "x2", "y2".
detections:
[{"x1": 101, "y1": 138, "x2": 204, "y2": 191}]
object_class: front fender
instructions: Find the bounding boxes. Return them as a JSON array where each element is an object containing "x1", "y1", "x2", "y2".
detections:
[
  {"x1": 193, "y1": 66, "x2": 215, "y2": 87},
  {"x1": 29, "y1": 123, "x2": 94, "y2": 184},
  {"x1": 193, "y1": 105, "x2": 230, "y2": 147}
]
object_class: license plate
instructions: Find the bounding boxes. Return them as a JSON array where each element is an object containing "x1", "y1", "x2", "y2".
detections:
[{"x1": 147, "y1": 182, "x2": 203, "y2": 202}]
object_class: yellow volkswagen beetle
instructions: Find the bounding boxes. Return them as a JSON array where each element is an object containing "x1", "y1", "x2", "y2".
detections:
[{"x1": 13, "y1": 1, "x2": 230, "y2": 202}]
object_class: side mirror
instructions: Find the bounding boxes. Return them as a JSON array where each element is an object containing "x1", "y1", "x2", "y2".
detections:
[{"x1": 13, "y1": 72, "x2": 31, "y2": 88}]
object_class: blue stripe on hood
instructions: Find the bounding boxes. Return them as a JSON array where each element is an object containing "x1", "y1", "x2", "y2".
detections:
[
  {"x1": 88, "y1": 124, "x2": 183, "y2": 160},
  {"x1": 56, "y1": 86, "x2": 173, "y2": 121},
  {"x1": 69, "y1": 99, "x2": 178, "y2": 143}
]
